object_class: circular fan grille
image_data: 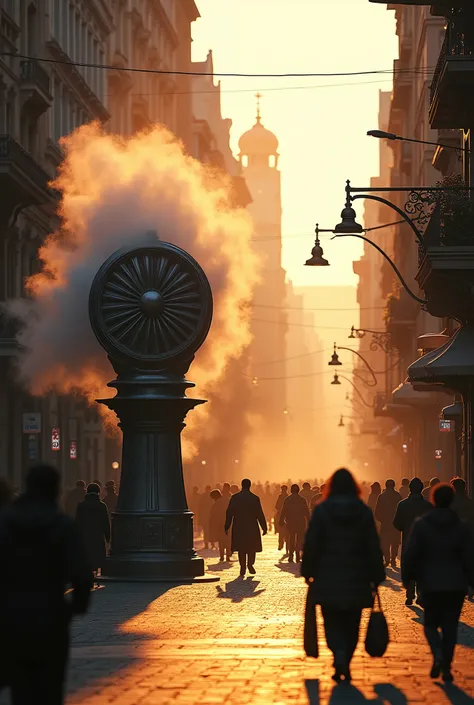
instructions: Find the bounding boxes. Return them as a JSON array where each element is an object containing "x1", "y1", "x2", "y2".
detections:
[{"x1": 90, "y1": 243, "x2": 213, "y2": 366}]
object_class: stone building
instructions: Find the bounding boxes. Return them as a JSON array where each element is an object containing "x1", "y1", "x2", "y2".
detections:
[{"x1": 0, "y1": 0, "x2": 115, "y2": 489}]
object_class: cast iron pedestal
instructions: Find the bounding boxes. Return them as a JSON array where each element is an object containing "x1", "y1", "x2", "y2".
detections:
[{"x1": 89, "y1": 242, "x2": 213, "y2": 580}]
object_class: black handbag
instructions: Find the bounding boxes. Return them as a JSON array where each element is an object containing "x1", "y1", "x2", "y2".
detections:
[
  {"x1": 365, "y1": 590, "x2": 389, "y2": 657},
  {"x1": 303, "y1": 587, "x2": 319, "y2": 658}
]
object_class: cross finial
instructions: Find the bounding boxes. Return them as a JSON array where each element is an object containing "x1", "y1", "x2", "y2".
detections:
[{"x1": 255, "y1": 92, "x2": 262, "y2": 123}]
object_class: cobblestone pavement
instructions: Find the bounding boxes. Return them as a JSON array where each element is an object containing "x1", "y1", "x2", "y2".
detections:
[{"x1": 58, "y1": 535, "x2": 474, "y2": 703}]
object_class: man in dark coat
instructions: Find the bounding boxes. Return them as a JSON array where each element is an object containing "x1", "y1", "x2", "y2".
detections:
[
  {"x1": 375, "y1": 479, "x2": 402, "y2": 568},
  {"x1": 0, "y1": 464, "x2": 93, "y2": 705},
  {"x1": 450, "y1": 477, "x2": 474, "y2": 532},
  {"x1": 422, "y1": 477, "x2": 440, "y2": 503},
  {"x1": 76, "y1": 483, "x2": 111, "y2": 580},
  {"x1": 64, "y1": 479, "x2": 86, "y2": 517},
  {"x1": 393, "y1": 476, "x2": 432, "y2": 606},
  {"x1": 280, "y1": 484, "x2": 310, "y2": 563},
  {"x1": 398, "y1": 477, "x2": 410, "y2": 499},
  {"x1": 225, "y1": 478, "x2": 267, "y2": 576},
  {"x1": 199, "y1": 485, "x2": 214, "y2": 549},
  {"x1": 403, "y1": 483, "x2": 474, "y2": 682},
  {"x1": 274, "y1": 485, "x2": 289, "y2": 552}
]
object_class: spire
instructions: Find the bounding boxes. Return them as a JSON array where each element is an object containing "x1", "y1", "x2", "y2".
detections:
[{"x1": 255, "y1": 92, "x2": 262, "y2": 124}]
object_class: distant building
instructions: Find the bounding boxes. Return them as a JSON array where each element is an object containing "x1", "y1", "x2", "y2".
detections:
[{"x1": 238, "y1": 97, "x2": 288, "y2": 475}]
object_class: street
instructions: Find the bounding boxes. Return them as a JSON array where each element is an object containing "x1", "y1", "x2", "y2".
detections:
[{"x1": 63, "y1": 534, "x2": 474, "y2": 705}]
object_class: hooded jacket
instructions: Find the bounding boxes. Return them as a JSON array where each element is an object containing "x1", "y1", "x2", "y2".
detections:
[
  {"x1": 402, "y1": 508, "x2": 474, "y2": 592},
  {"x1": 301, "y1": 495, "x2": 385, "y2": 609}
]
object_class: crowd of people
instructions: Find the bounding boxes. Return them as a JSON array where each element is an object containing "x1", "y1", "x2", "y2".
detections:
[{"x1": 0, "y1": 466, "x2": 473, "y2": 701}]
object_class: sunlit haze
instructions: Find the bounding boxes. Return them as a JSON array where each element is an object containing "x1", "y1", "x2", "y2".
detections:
[{"x1": 192, "y1": 0, "x2": 398, "y2": 287}]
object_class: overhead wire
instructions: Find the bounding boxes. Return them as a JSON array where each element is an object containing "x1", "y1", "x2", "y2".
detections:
[{"x1": 0, "y1": 52, "x2": 436, "y2": 78}]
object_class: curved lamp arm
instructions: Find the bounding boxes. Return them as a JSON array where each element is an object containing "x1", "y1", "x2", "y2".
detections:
[
  {"x1": 333, "y1": 233, "x2": 426, "y2": 305},
  {"x1": 337, "y1": 346, "x2": 377, "y2": 387},
  {"x1": 338, "y1": 375, "x2": 375, "y2": 408},
  {"x1": 350, "y1": 193, "x2": 425, "y2": 246}
]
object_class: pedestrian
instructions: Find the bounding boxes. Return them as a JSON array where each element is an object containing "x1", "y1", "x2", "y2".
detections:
[
  {"x1": 103, "y1": 480, "x2": 118, "y2": 514},
  {"x1": 375, "y1": 479, "x2": 402, "y2": 568},
  {"x1": 367, "y1": 481, "x2": 381, "y2": 515},
  {"x1": 403, "y1": 483, "x2": 474, "y2": 682},
  {"x1": 399, "y1": 477, "x2": 410, "y2": 499},
  {"x1": 224, "y1": 478, "x2": 267, "y2": 577},
  {"x1": 199, "y1": 485, "x2": 214, "y2": 549},
  {"x1": 0, "y1": 464, "x2": 93, "y2": 705},
  {"x1": 300, "y1": 481, "x2": 314, "y2": 508},
  {"x1": 280, "y1": 484, "x2": 310, "y2": 563},
  {"x1": 209, "y1": 489, "x2": 231, "y2": 562},
  {"x1": 0, "y1": 477, "x2": 12, "y2": 510},
  {"x1": 450, "y1": 477, "x2": 474, "y2": 532},
  {"x1": 230, "y1": 484, "x2": 239, "y2": 495},
  {"x1": 64, "y1": 479, "x2": 86, "y2": 518},
  {"x1": 76, "y1": 483, "x2": 111, "y2": 584},
  {"x1": 188, "y1": 485, "x2": 201, "y2": 534},
  {"x1": 263, "y1": 483, "x2": 274, "y2": 531},
  {"x1": 302, "y1": 468, "x2": 385, "y2": 683},
  {"x1": 423, "y1": 477, "x2": 441, "y2": 503},
  {"x1": 393, "y1": 477, "x2": 432, "y2": 606},
  {"x1": 274, "y1": 484, "x2": 289, "y2": 553}
]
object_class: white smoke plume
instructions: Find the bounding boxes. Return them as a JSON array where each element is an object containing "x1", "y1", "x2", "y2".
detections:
[{"x1": 9, "y1": 123, "x2": 259, "y2": 458}]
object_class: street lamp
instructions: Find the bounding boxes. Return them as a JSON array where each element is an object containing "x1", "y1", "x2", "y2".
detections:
[
  {"x1": 367, "y1": 129, "x2": 464, "y2": 154},
  {"x1": 112, "y1": 461, "x2": 120, "y2": 470},
  {"x1": 305, "y1": 224, "x2": 331, "y2": 267},
  {"x1": 330, "y1": 373, "x2": 375, "y2": 408},
  {"x1": 328, "y1": 343, "x2": 378, "y2": 386},
  {"x1": 349, "y1": 325, "x2": 392, "y2": 354},
  {"x1": 201, "y1": 460, "x2": 207, "y2": 466}
]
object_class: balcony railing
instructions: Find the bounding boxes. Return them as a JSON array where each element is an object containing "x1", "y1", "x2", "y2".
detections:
[
  {"x1": 430, "y1": 12, "x2": 474, "y2": 105},
  {"x1": 20, "y1": 58, "x2": 50, "y2": 95}
]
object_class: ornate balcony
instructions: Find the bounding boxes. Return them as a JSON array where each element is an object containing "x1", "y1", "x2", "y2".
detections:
[
  {"x1": 0, "y1": 135, "x2": 57, "y2": 223},
  {"x1": 19, "y1": 59, "x2": 52, "y2": 119},
  {"x1": 429, "y1": 9, "x2": 474, "y2": 129}
]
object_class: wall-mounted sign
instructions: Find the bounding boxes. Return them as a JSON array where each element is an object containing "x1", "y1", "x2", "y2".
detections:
[
  {"x1": 27, "y1": 435, "x2": 39, "y2": 461},
  {"x1": 69, "y1": 441, "x2": 77, "y2": 460},
  {"x1": 435, "y1": 449, "x2": 443, "y2": 460},
  {"x1": 22, "y1": 412, "x2": 41, "y2": 434},
  {"x1": 51, "y1": 428, "x2": 60, "y2": 451},
  {"x1": 439, "y1": 419, "x2": 452, "y2": 433}
]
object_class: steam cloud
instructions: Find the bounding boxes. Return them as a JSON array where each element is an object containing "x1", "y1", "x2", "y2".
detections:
[{"x1": 10, "y1": 123, "x2": 259, "y2": 458}]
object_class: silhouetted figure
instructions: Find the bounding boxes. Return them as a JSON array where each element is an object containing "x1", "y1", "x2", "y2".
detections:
[
  {"x1": 210, "y1": 489, "x2": 231, "y2": 562},
  {"x1": 230, "y1": 484, "x2": 239, "y2": 495},
  {"x1": 399, "y1": 477, "x2": 410, "y2": 499},
  {"x1": 300, "y1": 482, "x2": 314, "y2": 508},
  {"x1": 280, "y1": 484, "x2": 310, "y2": 563},
  {"x1": 188, "y1": 485, "x2": 201, "y2": 533},
  {"x1": 403, "y1": 483, "x2": 474, "y2": 683},
  {"x1": 393, "y1": 477, "x2": 432, "y2": 606},
  {"x1": 0, "y1": 464, "x2": 93, "y2": 705},
  {"x1": 450, "y1": 477, "x2": 474, "y2": 532},
  {"x1": 367, "y1": 482, "x2": 381, "y2": 515},
  {"x1": 0, "y1": 477, "x2": 12, "y2": 510},
  {"x1": 302, "y1": 468, "x2": 385, "y2": 683},
  {"x1": 199, "y1": 485, "x2": 214, "y2": 549},
  {"x1": 263, "y1": 483, "x2": 274, "y2": 530},
  {"x1": 76, "y1": 483, "x2": 111, "y2": 583},
  {"x1": 423, "y1": 477, "x2": 440, "y2": 503},
  {"x1": 375, "y1": 479, "x2": 402, "y2": 568},
  {"x1": 103, "y1": 481, "x2": 118, "y2": 514},
  {"x1": 274, "y1": 485, "x2": 289, "y2": 552},
  {"x1": 225, "y1": 478, "x2": 267, "y2": 577},
  {"x1": 64, "y1": 479, "x2": 86, "y2": 518}
]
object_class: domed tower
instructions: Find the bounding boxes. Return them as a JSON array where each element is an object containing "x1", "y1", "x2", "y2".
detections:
[{"x1": 239, "y1": 95, "x2": 287, "y2": 465}]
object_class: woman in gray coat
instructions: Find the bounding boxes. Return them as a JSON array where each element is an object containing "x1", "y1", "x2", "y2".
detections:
[{"x1": 302, "y1": 468, "x2": 385, "y2": 683}]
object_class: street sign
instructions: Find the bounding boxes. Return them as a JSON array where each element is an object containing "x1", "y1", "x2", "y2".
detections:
[
  {"x1": 27, "y1": 435, "x2": 38, "y2": 461},
  {"x1": 439, "y1": 419, "x2": 452, "y2": 432},
  {"x1": 51, "y1": 427, "x2": 60, "y2": 451},
  {"x1": 69, "y1": 441, "x2": 77, "y2": 460},
  {"x1": 22, "y1": 412, "x2": 41, "y2": 434}
]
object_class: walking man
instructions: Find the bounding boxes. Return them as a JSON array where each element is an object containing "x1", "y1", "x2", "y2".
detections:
[
  {"x1": 275, "y1": 485, "x2": 289, "y2": 553},
  {"x1": 393, "y1": 477, "x2": 432, "y2": 606},
  {"x1": 375, "y1": 479, "x2": 402, "y2": 568},
  {"x1": 225, "y1": 478, "x2": 267, "y2": 576},
  {"x1": 0, "y1": 464, "x2": 93, "y2": 704},
  {"x1": 280, "y1": 484, "x2": 310, "y2": 562}
]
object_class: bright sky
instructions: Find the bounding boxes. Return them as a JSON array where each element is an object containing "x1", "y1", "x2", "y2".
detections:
[{"x1": 192, "y1": 0, "x2": 398, "y2": 287}]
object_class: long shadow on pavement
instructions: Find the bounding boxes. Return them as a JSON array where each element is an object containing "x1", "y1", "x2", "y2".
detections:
[
  {"x1": 275, "y1": 561, "x2": 302, "y2": 578},
  {"x1": 305, "y1": 680, "x2": 407, "y2": 704},
  {"x1": 383, "y1": 568, "x2": 402, "y2": 592},
  {"x1": 458, "y1": 620, "x2": 474, "y2": 649},
  {"x1": 216, "y1": 576, "x2": 265, "y2": 602},
  {"x1": 436, "y1": 684, "x2": 474, "y2": 704}
]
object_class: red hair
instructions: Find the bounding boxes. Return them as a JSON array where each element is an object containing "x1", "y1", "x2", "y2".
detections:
[{"x1": 323, "y1": 468, "x2": 362, "y2": 500}]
